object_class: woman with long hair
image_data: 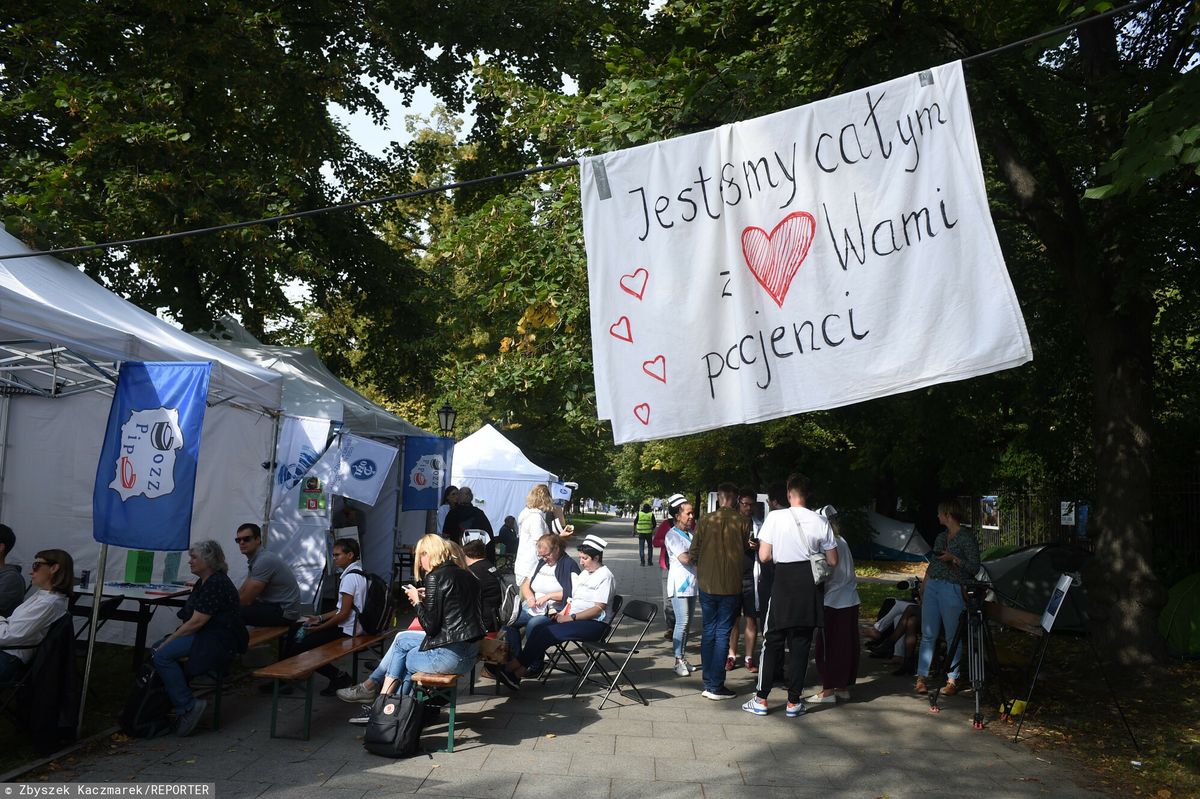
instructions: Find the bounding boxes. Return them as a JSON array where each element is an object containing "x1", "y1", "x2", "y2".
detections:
[
  {"x1": 915, "y1": 500, "x2": 981, "y2": 696},
  {"x1": 0, "y1": 548, "x2": 74, "y2": 682},
  {"x1": 665, "y1": 501, "x2": 698, "y2": 676}
]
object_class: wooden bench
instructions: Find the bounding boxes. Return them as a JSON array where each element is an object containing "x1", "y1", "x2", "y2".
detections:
[
  {"x1": 411, "y1": 672, "x2": 460, "y2": 753},
  {"x1": 197, "y1": 625, "x2": 294, "y2": 730},
  {"x1": 252, "y1": 628, "x2": 396, "y2": 739}
]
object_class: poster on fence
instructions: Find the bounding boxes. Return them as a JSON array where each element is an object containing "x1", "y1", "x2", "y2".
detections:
[{"x1": 580, "y1": 61, "x2": 1032, "y2": 444}]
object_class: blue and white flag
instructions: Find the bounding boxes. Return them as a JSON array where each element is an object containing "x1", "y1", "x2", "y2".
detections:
[
  {"x1": 93, "y1": 362, "x2": 212, "y2": 551},
  {"x1": 271, "y1": 415, "x2": 331, "y2": 513},
  {"x1": 327, "y1": 433, "x2": 398, "y2": 506},
  {"x1": 401, "y1": 436, "x2": 455, "y2": 511}
]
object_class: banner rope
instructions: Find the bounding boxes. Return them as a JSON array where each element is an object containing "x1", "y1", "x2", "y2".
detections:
[{"x1": 0, "y1": 0, "x2": 1159, "y2": 261}]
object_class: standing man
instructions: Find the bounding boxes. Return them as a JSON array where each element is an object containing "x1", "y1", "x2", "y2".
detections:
[
  {"x1": 235, "y1": 523, "x2": 302, "y2": 627},
  {"x1": 744, "y1": 473, "x2": 838, "y2": 717},
  {"x1": 0, "y1": 524, "x2": 25, "y2": 616},
  {"x1": 688, "y1": 482, "x2": 751, "y2": 700},
  {"x1": 634, "y1": 503, "x2": 656, "y2": 566},
  {"x1": 726, "y1": 487, "x2": 762, "y2": 673}
]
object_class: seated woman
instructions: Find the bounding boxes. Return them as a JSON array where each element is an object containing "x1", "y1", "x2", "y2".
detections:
[
  {"x1": 501, "y1": 533, "x2": 579, "y2": 664},
  {"x1": 342, "y1": 535, "x2": 484, "y2": 720},
  {"x1": 0, "y1": 549, "x2": 74, "y2": 682},
  {"x1": 152, "y1": 540, "x2": 242, "y2": 737},
  {"x1": 494, "y1": 534, "x2": 614, "y2": 689}
]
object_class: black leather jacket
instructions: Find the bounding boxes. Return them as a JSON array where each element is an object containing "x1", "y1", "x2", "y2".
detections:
[{"x1": 417, "y1": 562, "x2": 486, "y2": 650}]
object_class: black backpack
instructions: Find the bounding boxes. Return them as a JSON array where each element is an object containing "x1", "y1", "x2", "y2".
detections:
[
  {"x1": 119, "y1": 663, "x2": 174, "y2": 738},
  {"x1": 363, "y1": 692, "x2": 426, "y2": 758},
  {"x1": 352, "y1": 566, "x2": 392, "y2": 635}
]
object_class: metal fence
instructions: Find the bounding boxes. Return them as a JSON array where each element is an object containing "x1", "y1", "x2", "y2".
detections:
[{"x1": 961, "y1": 478, "x2": 1200, "y2": 578}]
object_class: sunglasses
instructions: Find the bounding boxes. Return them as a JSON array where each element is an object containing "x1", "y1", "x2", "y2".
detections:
[
  {"x1": 31, "y1": 560, "x2": 51, "y2": 570},
  {"x1": 234, "y1": 536, "x2": 256, "y2": 544}
]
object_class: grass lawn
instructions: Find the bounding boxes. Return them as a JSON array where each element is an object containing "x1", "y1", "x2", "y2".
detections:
[{"x1": 854, "y1": 573, "x2": 1200, "y2": 796}]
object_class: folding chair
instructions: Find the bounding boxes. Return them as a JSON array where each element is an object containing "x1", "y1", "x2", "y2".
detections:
[
  {"x1": 570, "y1": 599, "x2": 657, "y2": 710},
  {"x1": 538, "y1": 594, "x2": 623, "y2": 684}
]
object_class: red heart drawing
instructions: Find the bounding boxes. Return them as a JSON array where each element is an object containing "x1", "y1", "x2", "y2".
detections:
[
  {"x1": 633, "y1": 403, "x2": 651, "y2": 425},
  {"x1": 620, "y1": 268, "x2": 649, "y2": 300},
  {"x1": 741, "y1": 211, "x2": 817, "y2": 307},
  {"x1": 642, "y1": 355, "x2": 666, "y2": 383},
  {"x1": 609, "y1": 316, "x2": 633, "y2": 343}
]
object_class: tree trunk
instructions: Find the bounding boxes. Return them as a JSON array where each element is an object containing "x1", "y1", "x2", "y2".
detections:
[{"x1": 1079, "y1": 275, "x2": 1167, "y2": 666}]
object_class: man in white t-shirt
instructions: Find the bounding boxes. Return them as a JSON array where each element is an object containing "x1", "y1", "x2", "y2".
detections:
[{"x1": 744, "y1": 474, "x2": 838, "y2": 718}]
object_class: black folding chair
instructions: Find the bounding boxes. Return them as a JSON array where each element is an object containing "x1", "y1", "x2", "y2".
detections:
[
  {"x1": 538, "y1": 594, "x2": 624, "y2": 684},
  {"x1": 570, "y1": 599, "x2": 657, "y2": 710}
]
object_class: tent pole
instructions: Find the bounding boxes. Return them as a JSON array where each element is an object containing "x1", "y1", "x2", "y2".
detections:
[
  {"x1": 0, "y1": 394, "x2": 11, "y2": 519},
  {"x1": 261, "y1": 412, "x2": 282, "y2": 542},
  {"x1": 78, "y1": 542, "x2": 109, "y2": 736},
  {"x1": 390, "y1": 437, "x2": 405, "y2": 583}
]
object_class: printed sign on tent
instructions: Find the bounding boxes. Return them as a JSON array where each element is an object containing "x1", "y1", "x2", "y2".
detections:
[
  {"x1": 272, "y1": 415, "x2": 331, "y2": 512},
  {"x1": 401, "y1": 436, "x2": 454, "y2": 511},
  {"x1": 580, "y1": 61, "x2": 1032, "y2": 444},
  {"x1": 93, "y1": 361, "x2": 212, "y2": 550},
  {"x1": 327, "y1": 433, "x2": 399, "y2": 506}
]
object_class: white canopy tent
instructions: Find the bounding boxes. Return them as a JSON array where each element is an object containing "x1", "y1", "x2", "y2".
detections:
[
  {"x1": 204, "y1": 332, "x2": 433, "y2": 598},
  {"x1": 450, "y1": 424, "x2": 557, "y2": 533},
  {"x1": 0, "y1": 225, "x2": 284, "y2": 661}
]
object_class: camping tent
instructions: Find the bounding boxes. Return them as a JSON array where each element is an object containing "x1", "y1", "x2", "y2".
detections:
[
  {"x1": 851, "y1": 511, "x2": 931, "y2": 562},
  {"x1": 449, "y1": 424, "x2": 557, "y2": 533},
  {"x1": 0, "y1": 224, "x2": 284, "y2": 645},
  {"x1": 981, "y1": 543, "x2": 1091, "y2": 633},
  {"x1": 1159, "y1": 572, "x2": 1200, "y2": 658},
  {"x1": 204, "y1": 333, "x2": 433, "y2": 595}
]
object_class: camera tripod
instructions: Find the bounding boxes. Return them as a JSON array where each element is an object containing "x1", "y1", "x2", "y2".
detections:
[{"x1": 928, "y1": 588, "x2": 1011, "y2": 729}]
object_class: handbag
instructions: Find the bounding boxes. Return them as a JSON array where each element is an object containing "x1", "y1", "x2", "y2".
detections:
[
  {"x1": 790, "y1": 509, "x2": 834, "y2": 585},
  {"x1": 363, "y1": 691, "x2": 425, "y2": 758}
]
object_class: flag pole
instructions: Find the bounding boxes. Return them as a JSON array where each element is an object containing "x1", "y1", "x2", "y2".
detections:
[{"x1": 78, "y1": 542, "x2": 109, "y2": 736}]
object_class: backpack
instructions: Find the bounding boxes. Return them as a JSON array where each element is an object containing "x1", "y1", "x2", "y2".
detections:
[
  {"x1": 352, "y1": 567, "x2": 392, "y2": 635},
  {"x1": 498, "y1": 579, "x2": 521, "y2": 628},
  {"x1": 363, "y1": 691, "x2": 426, "y2": 758},
  {"x1": 119, "y1": 663, "x2": 175, "y2": 738}
]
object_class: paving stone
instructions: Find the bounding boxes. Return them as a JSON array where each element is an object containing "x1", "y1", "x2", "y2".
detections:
[
  {"x1": 614, "y1": 734, "x2": 694, "y2": 759},
  {"x1": 415, "y1": 768, "x2": 521, "y2": 799},
  {"x1": 656, "y1": 757, "x2": 744, "y2": 784},
  {"x1": 531, "y1": 732, "x2": 615, "y2": 755},
  {"x1": 610, "y1": 779, "x2": 701, "y2": 799},
  {"x1": 512, "y1": 773, "x2": 611, "y2": 799},
  {"x1": 566, "y1": 752, "x2": 655, "y2": 779}
]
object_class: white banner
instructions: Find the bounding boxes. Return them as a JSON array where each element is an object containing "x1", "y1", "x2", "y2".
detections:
[
  {"x1": 271, "y1": 415, "x2": 330, "y2": 513},
  {"x1": 581, "y1": 61, "x2": 1032, "y2": 444},
  {"x1": 327, "y1": 433, "x2": 399, "y2": 506}
]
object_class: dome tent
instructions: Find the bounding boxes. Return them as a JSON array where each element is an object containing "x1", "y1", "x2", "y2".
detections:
[
  {"x1": 1159, "y1": 572, "x2": 1200, "y2": 658},
  {"x1": 981, "y1": 543, "x2": 1091, "y2": 633}
]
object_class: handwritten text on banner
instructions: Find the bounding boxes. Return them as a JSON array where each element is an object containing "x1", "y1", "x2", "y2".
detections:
[{"x1": 581, "y1": 61, "x2": 1032, "y2": 444}]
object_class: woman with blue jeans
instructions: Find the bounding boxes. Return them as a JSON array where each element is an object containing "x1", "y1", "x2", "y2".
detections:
[
  {"x1": 153, "y1": 540, "x2": 243, "y2": 737},
  {"x1": 664, "y1": 501, "x2": 697, "y2": 676},
  {"x1": 915, "y1": 500, "x2": 981, "y2": 696},
  {"x1": 373, "y1": 536, "x2": 483, "y2": 707}
]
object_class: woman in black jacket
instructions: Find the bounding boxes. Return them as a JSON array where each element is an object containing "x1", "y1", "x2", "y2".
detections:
[{"x1": 377, "y1": 535, "x2": 485, "y2": 696}]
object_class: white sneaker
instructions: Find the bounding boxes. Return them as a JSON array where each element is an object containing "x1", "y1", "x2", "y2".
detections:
[
  {"x1": 673, "y1": 661, "x2": 690, "y2": 677},
  {"x1": 806, "y1": 692, "x2": 837, "y2": 704},
  {"x1": 684, "y1": 660, "x2": 696, "y2": 673}
]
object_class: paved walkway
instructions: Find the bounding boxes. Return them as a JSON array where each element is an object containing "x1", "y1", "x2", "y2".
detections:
[{"x1": 43, "y1": 519, "x2": 1107, "y2": 797}]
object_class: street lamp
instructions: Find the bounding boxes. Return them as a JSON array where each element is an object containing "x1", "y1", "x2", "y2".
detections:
[{"x1": 437, "y1": 403, "x2": 457, "y2": 438}]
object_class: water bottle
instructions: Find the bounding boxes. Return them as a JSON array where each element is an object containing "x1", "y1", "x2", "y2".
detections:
[{"x1": 294, "y1": 624, "x2": 308, "y2": 643}]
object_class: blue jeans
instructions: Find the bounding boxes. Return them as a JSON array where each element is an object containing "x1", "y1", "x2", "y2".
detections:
[
  {"x1": 502, "y1": 609, "x2": 555, "y2": 662},
  {"x1": 382, "y1": 632, "x2": 478, "y2": 695},
  {"x1": 698, "y1": 591, "x2": 740, "y2": 690},
  {"x1": 152, "y1": 635, "x2": 198, "y2": 713},
  {"x1": 638, "y1": 536, "x2": 652, "y2": 564},
  {"x1": 670, "y1": 595, "x2": 696, "y2": 660},
  {"x1": 918, "y1": 578, "x2": 966, "y2": 680}
]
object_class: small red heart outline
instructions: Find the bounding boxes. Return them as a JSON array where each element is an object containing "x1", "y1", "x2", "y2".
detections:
[
  {"x1": 609, "y1": 316, "x2": 633, "y2": 343},
  {"x1": 633, "y1": 403, "x2": 651, "y2": 425},
  {"x1": 642, "y1": 355, "x2": 666, "y2": 383},
  {"x1": 619, "y1": 268, "x2": 649, "y2": 300},
  {"x1": 741, "y1": 211, "x2": 817, "y2": 307}
]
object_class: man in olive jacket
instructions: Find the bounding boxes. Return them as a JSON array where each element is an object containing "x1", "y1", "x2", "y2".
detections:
[{"x1": 687, "y1": 482, "x2": 751, "y2": 700}]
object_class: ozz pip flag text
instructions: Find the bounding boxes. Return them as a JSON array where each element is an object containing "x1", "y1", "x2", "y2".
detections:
[{"x1": 581, "y1": 61, "x2": 1032, "y2": 444}]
